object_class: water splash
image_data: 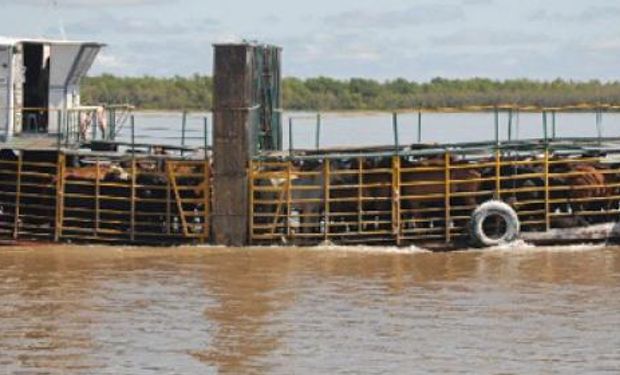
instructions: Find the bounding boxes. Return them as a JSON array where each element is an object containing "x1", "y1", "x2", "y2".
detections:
[
  {"x1": 466, "y1": 239, "x2": 608, "y2": 255},
  {"x1": 311, "y1": 243, "x2": 432, "y2": 254}
]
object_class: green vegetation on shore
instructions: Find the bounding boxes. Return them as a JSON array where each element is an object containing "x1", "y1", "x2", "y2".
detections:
[{"x1": 82, "y1": 74, "x2": 620, "y2": 111}]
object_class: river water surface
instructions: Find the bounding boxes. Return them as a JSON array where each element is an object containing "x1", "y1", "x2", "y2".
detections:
[{"x1": 1, "y1": 244, "x2": 619, "y2": 374}]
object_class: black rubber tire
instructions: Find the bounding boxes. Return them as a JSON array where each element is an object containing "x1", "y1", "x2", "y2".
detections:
[{"x1": 469, "y1": 200, "x2": 520, "y2": 247}]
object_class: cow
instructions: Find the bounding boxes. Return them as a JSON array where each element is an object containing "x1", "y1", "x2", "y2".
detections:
[
  {"x1": 358, "y1": 155, "x2": 481, "y2": 232},
  {"x1": 400, "y1": 155, "x2": 481, "y2": 230},
  {"x1": 289, "y1": 160, "x2": 326, "y2": 235},
  {"x1": 478, "y1": 156, "x2": 547, "y2": 230},
  {"x1": 550, "y1": 162, "x2": 616, "y2": 226},
  {"x1": 259, "y1": 155, "x2": 484, "y2": 238},
  {"x1": 62, "y1": 164, "x2": 128, "y2": 182},
  {"x1": 255, "y1": 161, "x2": 357, "y2": 234}
]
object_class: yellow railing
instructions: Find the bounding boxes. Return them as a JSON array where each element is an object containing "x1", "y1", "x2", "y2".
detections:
[
  {"x1": 249, "y1": 151, "x2": 620, "y2": 246},
  {"x1": 0, "y1": 152, "x2": 210, "y2": 244}
]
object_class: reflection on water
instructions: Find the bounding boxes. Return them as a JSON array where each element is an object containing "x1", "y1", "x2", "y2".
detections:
[{"x1": 0, "y1": 245, "x2": 619, "y2": 374}]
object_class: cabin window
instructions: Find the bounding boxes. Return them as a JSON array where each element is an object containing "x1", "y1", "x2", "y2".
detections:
[{"x1": 22, "y1": 43, "x2": 50, "y2": 134}]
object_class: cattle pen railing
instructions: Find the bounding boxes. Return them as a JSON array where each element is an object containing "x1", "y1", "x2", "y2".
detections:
[
  {"x1": 0, "y1": 150, "x2": 211, "y2": 244},
  {"x1": 249, "y1": 140, "x2": 620, "y2": 247}
]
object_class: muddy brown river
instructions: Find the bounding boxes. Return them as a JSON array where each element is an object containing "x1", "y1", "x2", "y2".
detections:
[{"x1": 0, "y1": 244, "x2": 619, "y2": 374}]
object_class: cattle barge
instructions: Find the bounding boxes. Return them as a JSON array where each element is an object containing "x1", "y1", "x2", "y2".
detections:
[{"x1": 2, "y1": 37, "x2": 620, "y2": 250}]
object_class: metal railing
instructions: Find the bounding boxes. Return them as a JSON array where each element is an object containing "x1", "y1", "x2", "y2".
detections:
[
  {"x1": 0, "y1": 104, "x2": 134, "y2": 146},
  {"x1": 0, "y1": 151, "x2": 210, "y2": 244},
  {"x1": 285, "y1": 106, "x2": 619, "y2": 155},
  {"x1": 249, "y1": 145, "x2": 620, "y2": 246}
]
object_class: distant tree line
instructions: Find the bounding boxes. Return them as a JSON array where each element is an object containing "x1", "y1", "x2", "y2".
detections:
[{"x1": 81, "y1": 74, "x2": 620, "y2": 111}]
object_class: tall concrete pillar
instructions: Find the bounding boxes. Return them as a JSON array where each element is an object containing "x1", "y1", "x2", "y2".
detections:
[{"x1": 212, "y1": 43, "x2": 281, "y2": 246}]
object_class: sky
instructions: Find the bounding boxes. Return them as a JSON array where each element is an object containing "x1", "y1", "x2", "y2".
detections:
[{"x1": 1, "y1": 0, "x2": 619, "y2": 81}]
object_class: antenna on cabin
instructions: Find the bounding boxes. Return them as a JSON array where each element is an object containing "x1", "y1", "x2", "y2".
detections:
[{"x1": 49, "y1": 0, "x2": 67, "y2": 40}]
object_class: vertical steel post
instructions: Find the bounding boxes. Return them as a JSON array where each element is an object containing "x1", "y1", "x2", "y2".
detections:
[
  {"x1": 130, "y1": 158, "x2": 136, "y2": 243},
  {"x1": 495, "y1": 149, "x2": 501, "y2": 200},
  {"x1": 131, "y1": 115, "x2": 136, "y2": 151},
  {"x1": 392, "y1": 156, "x2": 401, "y2": 245},
  {"x1": 248, "y1": 160, "x2": 255, "y2": 244},
  {"x1": 288, "y1": 117, "x2": 294, "y2": 157},
  {"x1": 181, "y1": 111, "x2": 187, "y2": 157},
  {"x1": 203, "y1": 160, "x2": 210, "y2": 242},
  {"x1": 13, "y1": 153, "x2": 22, "y2": 240},
  {"x1": 65, "y1": 110, "x2": 70, "y2": 147},
  {"x1": 417, "y1": 111, "x2": 422, "y2": 143},
  {"x1": 181, "y1": 111, "x2": 187, "y2": 147},
  {"x1": 542, "y1": 111, "x2": 548, "y2": 144},
  {"x1": 166, "y1": 164, "x2": 171, "y2": 235},
  {"x1": 76, "y1": 110, "x2": 82, "y2": 143},
  {"x1": 57, "y1": 111, "x2": 62, "y2": 150},
  {"x1": 357, "y1": 156, "x2": 363, "y2": 233},
  {"x1": 110, "y1": 108, "x2": 116, "y2": 141},
  {"x1": 95, "y1": 158, "x2": 100, "y2": 236},
  {"x1": 54, "y1": 152, "x2": 65, "y2": 242},
  {"x1": 515, "y1": 110, "x2": 520, "y2": 140},
  {"x1": 286, "y1": 161, "x2": 292, "y2": 239},
  {"x1": 207, "y1": 116, "x2": 209, "y2": 155},
  {"x1": 92, "y1": 110, "x2": 97, "y2": 141},
  {"x1": 494, "y1": 107, "x2": 500, "y2": 146},
  {"x1": 444, "y1": 152, "x2": 451, "y2": 244},
  {"x1": 392, "y1": 112, "x2": 400, "y2": 154},
  {"x1": 57, "y1": 110, "x2": 62, "y2": 136},
  {"x1": 130, "y1": 115, "x2": 136, "y2": 242},
  {"x1": 552, "y1": 110, "x2": 557, "y2": 139},
  {"x1": 508, "y1": 109, "x2": 513, "y2": 142},
  {"x1": 544, "y1": 148, "x2": 550, "y2": 231},
  {"x1": 323, "y1": 159, "x2": 330, "y2": 241},
  {"x1": 596, "y1": 109, "x2": 603, "y2": 144},
  {"x1": 315, "y1": 113, "x2": 321, "y2": 151}
]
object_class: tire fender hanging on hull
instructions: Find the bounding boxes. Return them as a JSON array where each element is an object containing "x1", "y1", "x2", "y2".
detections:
[{"x1": 469, "y1": 200, "x2": 520, "y2": 248}]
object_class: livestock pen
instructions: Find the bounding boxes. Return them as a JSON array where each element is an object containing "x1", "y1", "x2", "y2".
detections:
[
  {"x1": 0, "y1": 140, "x2": 211, "y2": 245},
  {"x1": 249, "y1": 120, "x2": 620, "y2": 249}
]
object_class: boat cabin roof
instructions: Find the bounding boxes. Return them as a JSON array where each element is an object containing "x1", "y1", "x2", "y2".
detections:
[{"x1": 0, "y1": 36, "x2": 105, "y2": 48}]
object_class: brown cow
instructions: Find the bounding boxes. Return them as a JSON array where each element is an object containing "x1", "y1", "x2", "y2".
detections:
[
  {"x1": 401, "y1": 155, "x2": 481, "y2": 228},
  {"x1": 362, "y1": 155, "x2": 481, "y2": 230},
  {"x1": 568, "y1": 164, "x2": 608, "y2": 199},
  {"x1": 62, "y1": 164, "x2": 128, "y2": 182},
  {"x1": 551, "y1": 162, "x2": 616, "y2": 226}
]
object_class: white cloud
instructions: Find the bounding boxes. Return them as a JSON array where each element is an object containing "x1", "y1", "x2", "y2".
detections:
[
  {"x1": 432, "y1": 29, "x2": 553, "y2": 48},
  {"x1": 0, "y1": 0, "x2": 170, "y2": 6},
  {"x1": 590, "y1": 39, "x2": 620, "y2": 52},
  {"x1": 4, "y1": 0, "x2": 618, "y2": 81},
  {"x1": 323, "y1": 5, "x2": 464, "y2": 30},
  {"x1": 529, "y1": 5, "x2": 620, "y2": 23},
  {"x1": 93, "y1": 51, "x2": 127, "y2": 70},
  {"x1": 462, "y1": 0, "x2": 493, "y2": 5},
  {"x1": 59, "y1": 13, "x2": 219, "y2": 36}
]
